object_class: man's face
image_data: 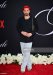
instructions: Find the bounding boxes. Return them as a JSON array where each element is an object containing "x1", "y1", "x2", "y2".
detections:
[{"x1": 23, "y1": 8, "x2": 30, "y2": 16}]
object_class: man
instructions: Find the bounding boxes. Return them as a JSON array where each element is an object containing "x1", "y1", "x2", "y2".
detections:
[{"x1": 16, "y1": 5, "x2": 38, "y2": 72}]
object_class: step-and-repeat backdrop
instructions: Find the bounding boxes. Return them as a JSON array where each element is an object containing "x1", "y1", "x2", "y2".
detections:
[{"x1": 0, "y1": 0, "x2": 53, "y2": 54}]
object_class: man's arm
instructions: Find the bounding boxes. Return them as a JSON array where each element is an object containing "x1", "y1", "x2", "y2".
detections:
[
  {"x1": 16, "y1": 18, "x2": 23, "y2": 34},
  {"x1": 32, "y1": 18, "x2": 39, "y2": 36},
  {"x1": 16, "y1": 18, "x2": 32, "y2": 37},
  {"x1": 16, "y1": 19, "x2": 29, "y2": 37}
]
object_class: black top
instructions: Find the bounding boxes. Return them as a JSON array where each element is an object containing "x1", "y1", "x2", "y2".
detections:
[{"x1": 16, "y1": 16, "x2": 38, "y2": 43}]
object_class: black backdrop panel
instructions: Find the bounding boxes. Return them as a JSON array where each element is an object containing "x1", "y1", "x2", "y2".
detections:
[{"x1": 0, "y1": 0, "x2": 53, "y2": 54}]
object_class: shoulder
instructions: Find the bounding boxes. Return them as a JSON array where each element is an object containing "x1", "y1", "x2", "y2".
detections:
[
  {"x1": 18, "y1": 16, "x2": 23, "y2": 21},
  {"x1": 32, "y1": 17, "x2": 37, "y2": 21},
  {"x1": 31, "y1": 17, "x2": 37, "y2": 23},
  {"x1": 17, "y1": 16, "x2": 23, "y2": 25}
]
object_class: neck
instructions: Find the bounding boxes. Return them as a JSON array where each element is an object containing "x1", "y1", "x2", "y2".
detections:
[{"x1": 24, "y1": 15, "x2": 30, "y2": 20}]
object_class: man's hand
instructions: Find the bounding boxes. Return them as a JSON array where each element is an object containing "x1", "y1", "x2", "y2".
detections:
[
  {"x1": 27, "y1": 33, "x2": 32, "y2": 37},
  {"x1": 21, "y1": 31, "x2": 32, "y2": 37},
  {"x1": 21, "y1": 31, "x2": 27, "y2": 36}
]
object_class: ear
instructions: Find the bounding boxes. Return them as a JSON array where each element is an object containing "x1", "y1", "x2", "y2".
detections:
[{"x1": 23, "y1": 10, "x2": 24, "y2": 13}]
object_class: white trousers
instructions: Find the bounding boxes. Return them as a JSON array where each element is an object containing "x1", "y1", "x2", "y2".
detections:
[{"x1": 20, "y1": 42, "x2": 32, "y2": 70}]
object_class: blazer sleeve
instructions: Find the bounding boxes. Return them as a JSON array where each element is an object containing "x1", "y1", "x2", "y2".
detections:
[
  {"x1": 16, "y1": 18, "x2": 23, "y2": 34},
  {"x1": 32, "y1": 18, "x2": 39, "y2": 35}
]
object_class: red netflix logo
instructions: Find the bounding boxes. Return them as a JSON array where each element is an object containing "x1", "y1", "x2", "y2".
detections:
[{"x1": 0, "y1": 20, "x2": 4, "y2": 28}]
